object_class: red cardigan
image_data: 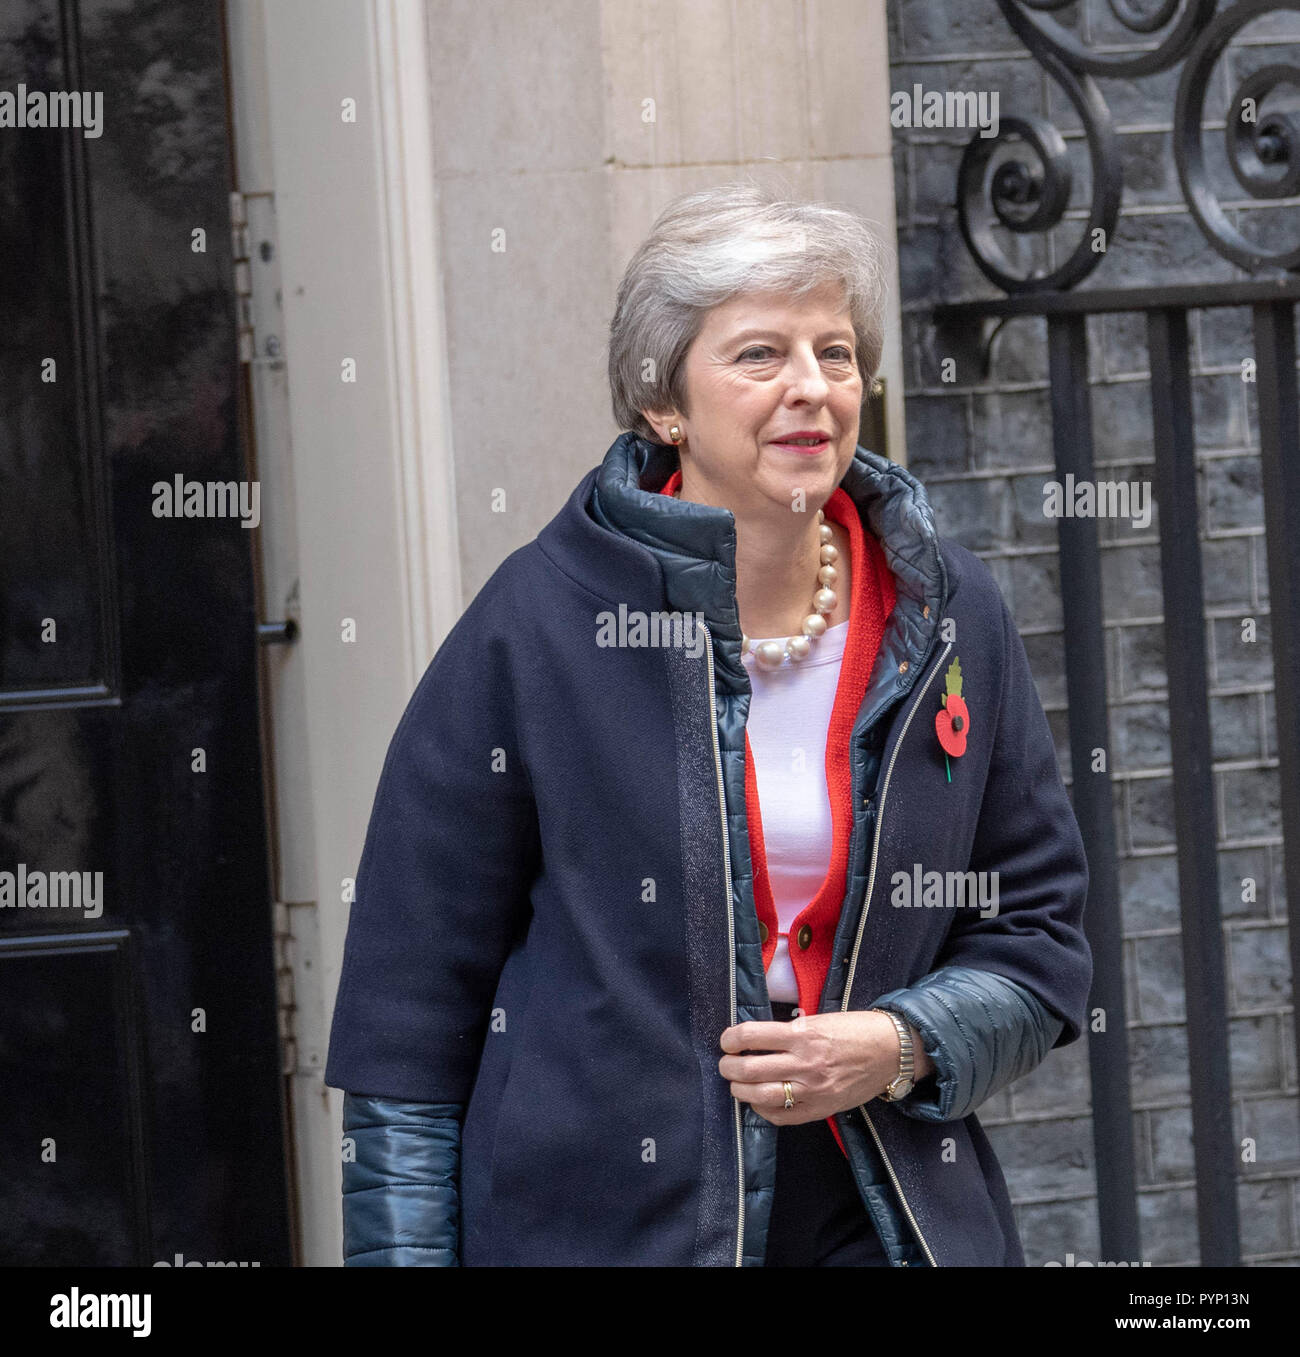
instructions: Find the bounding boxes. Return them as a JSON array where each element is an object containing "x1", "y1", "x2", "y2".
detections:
[{"x1": 660, "y1": 469, "x2": 897, "y2": 1148}]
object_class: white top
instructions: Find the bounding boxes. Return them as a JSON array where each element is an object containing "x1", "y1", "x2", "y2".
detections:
[{"x1": 742, "y1": 621, "x2": 849, "y2": 1005}]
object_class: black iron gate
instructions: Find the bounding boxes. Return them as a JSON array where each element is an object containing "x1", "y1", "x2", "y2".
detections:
[{"x1": 930, "y1": 0, "x2": 1300, "y2": 1268}]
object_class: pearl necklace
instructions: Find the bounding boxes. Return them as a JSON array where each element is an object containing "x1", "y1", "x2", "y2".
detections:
[{"x1": 671, "y1": 489, "x2": 840, "y2": 669}]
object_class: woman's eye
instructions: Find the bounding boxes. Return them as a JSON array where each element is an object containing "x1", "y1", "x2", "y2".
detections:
[{"x1": 737, "y1": 344, "x2": 854, "y2": 362}]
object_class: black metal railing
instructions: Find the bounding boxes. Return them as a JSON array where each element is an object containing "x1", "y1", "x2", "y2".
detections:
[
  {"x1": 929, "y1": 0, "x2": 1300, "y2": 1268},
  {"x1": 936, "y1": 279, "x2": 1300, "y2": 1268}
]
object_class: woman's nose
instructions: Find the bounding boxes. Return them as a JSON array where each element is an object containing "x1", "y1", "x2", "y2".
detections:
[{"x1": 783, "y1": 353, "x2": 830, "y2": 403}]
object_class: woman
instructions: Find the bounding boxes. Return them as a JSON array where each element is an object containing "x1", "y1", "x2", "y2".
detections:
[{"x1": 324, "y1": 182, "x2": 1092, "y2": 1268}]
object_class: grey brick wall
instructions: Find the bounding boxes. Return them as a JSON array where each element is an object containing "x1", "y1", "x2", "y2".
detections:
[{"x1": 887, "y1": 0, "x2": 1300, "y2": 1266}]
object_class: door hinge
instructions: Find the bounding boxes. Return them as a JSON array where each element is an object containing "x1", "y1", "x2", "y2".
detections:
[
  {"x1": 272, "y1": 900, "x2": 297, "y2": 1076},
  {"x1": 230, "y1": 189, "x2": 286, "y2": 368},
  {"x1": 272, "y1": 899, "x2": 324, "y2": 1078}
]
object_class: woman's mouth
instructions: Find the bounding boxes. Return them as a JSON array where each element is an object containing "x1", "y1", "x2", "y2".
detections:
[{"x1": 770, "y1": 433, "x2": 832, "y2": 454}]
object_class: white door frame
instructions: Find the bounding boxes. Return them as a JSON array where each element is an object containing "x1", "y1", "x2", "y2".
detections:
[{"x1": 224, "y1": 0, "x2": 460, "y2": 1266}]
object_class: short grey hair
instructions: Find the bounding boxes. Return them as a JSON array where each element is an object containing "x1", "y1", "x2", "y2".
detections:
[{"x1": 607, "y1": 180, "x2": 891, "y2": 442}]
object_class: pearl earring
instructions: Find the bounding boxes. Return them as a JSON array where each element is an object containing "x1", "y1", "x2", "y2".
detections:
[{"x1": 668, "y1": 425, "x2": 684, "y2": 445}]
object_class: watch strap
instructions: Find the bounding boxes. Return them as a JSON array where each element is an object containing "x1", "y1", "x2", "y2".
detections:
[{"x1": 878, "y1": 1008, "x2": 914, "y2": 1100}]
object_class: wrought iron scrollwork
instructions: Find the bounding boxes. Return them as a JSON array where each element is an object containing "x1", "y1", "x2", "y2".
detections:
[
  {"x1": 1177, "y1": 0, "x2": 1300, "y2": 270},
  {"x1": 957, "y1": 46, "x2": 1121, "y2": 292},
  {"x1": 1000, "y1": 0, "x2": 1216, "y2": 77},
  {"x1": 955, "y1": 0, "x2": 1300, "y2": 290}
]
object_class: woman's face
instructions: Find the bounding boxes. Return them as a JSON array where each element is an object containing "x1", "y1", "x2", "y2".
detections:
[{"x1": 649, "y1": 280, "x2": 863, "y2": 519}]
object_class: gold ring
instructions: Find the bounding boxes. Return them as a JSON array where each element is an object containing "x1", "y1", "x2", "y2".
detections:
[{"x1": 782, "y1": 1081, "x2": 795, "y2": 1109}]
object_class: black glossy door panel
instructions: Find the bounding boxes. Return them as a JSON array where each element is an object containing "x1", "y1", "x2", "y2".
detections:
[{"x1": 0, "y1": 0, "x2": 291, "y2": 1266}]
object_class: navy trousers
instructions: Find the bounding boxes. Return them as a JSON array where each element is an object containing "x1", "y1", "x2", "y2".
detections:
[{"x1": 762, "y1": 1001, "x2": 890, "y2": 1267}]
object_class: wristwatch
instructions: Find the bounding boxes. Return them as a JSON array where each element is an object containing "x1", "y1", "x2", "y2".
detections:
[{"x1": 877, "y1": 1008, "x2": 915, "y2": 1101}]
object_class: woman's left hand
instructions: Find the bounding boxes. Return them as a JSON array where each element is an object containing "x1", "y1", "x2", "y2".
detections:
[{"x1": 718, "y1": 1010, "x2": 934, "y2": 1125}]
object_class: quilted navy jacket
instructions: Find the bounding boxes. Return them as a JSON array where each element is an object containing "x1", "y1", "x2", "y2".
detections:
[{"x1": 324, "y1": 431, "x2": 1092, "y2": 1267}]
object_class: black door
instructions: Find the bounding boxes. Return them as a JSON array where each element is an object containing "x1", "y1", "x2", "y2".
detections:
[{"x1": 0, "y1": 0, "x2": 291, "y2": 1265}]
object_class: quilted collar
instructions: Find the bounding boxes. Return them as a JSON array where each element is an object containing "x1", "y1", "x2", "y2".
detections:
[{"x1": 585, "y1": 431, "x2": 948, "y2": 701}]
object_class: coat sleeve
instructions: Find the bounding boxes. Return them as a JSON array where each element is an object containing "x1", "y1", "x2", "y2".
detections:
[
  {"x1": 867, "y1": 583, "x2": 1092, "y2": 1122},
  {"x1": 869, "y1": 967, "x2": 1064, "y2": 1122},
  {"x1": 325, "y1": 584, "x2": 540, "y2": 1263},
  {"x1": 341, "y1": 1094, "x2": 464, "y2": 1266},
  {"x1": 324, "y1": 591, "x2": 539, "y2": 1102}
]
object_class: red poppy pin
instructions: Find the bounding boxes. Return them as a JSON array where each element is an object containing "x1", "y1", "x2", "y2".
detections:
[{"x1": 935, "y1": 657, "x2": 969, "y2": 782}]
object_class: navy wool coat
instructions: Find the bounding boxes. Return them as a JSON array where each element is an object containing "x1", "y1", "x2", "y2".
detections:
[{"x1": 324, "y1": 432, "x2": 1093, "y2": 1266}]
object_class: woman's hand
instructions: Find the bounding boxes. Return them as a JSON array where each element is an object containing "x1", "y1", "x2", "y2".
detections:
[{"x1": 718, "y1": 1010, "x2": 935, "y2": 1125}]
